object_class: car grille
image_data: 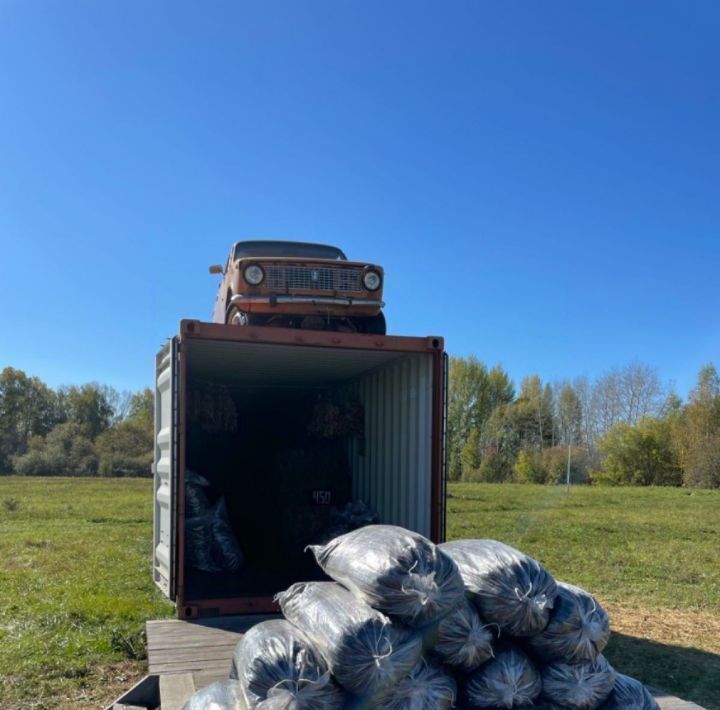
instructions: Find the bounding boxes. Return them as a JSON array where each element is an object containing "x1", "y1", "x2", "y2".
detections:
[{"x1": 264, "y1": 265, "x2": 363, "y2": 293}]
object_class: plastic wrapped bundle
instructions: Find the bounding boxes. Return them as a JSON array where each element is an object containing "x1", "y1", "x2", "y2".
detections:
[
  {"x1": 181, "y1": 679, "x2": 246, "y2": 709},
  {"x1": 541, "y1": 654, "x2": 616, "y2": 709},
  {"x1": 276, "y1": 582, "x2": 422, "y2": 696},
  {"x1": 372, "y1": 658, "x2": 457, "y2": 710},
  {"x1": 432, "y1": 596, "x2": 497, "y2": 671},
  {"x1": 600, "y1": 673, "x2": 660, "y2": 710},
  {"x1": 308, "y1": 525, "x2": 466, "y2": 627},
  {"x1": 439, "y1": 539, "x2": 557, "y2": 636},
  {"x1": 185, "y1": 470, "x2": 212, "y2": 517},
  {"x1": 314, "y1": 500, "x2": 379, "y2": 545},
  {"x1": 527, "y1": 582, "x2": 609, "y2": 663},
  {"x1": 186, "y1": 498, "x2": 244, "y2": 573},
  {"x1": 212, "y1": 498, "x2": 244, "y2": 573},
  {"x1": 464, "y1": 646, "x2": 541, "y2": 708},
  {"x1": 229, "y1": 619, "x2": 344, "y2": 709},
  {"x1": 186, "y1": 513, "x2": 222, "y2": 573},
  {"x1": 335, "y1": 500, "x2": 377, "y2": 531}
]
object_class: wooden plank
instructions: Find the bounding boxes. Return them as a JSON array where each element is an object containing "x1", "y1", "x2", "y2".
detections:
[
  {"x1": 652, "y1": 689, "x2": 705, "y2": 709},
  {"x1": 193, "y1": 669, "x2": 231, "y2": 689},
  {"x1": 146, "y1": 617, "x2": 245, "y2": 679},
  {"x1": 150, "y1": 641, "x2": 238, "y2": 652},
  {"x1": 149, "y1": 648, "x2": 237, "y2": 668},
  {"x1": 159, "y1": 673, "x2": 196, "y2": 710}
]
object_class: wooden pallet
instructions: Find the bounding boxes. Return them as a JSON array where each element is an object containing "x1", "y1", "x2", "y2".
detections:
[{"x1": 145, "y1": 618, "x2": 706, "y2": 710}]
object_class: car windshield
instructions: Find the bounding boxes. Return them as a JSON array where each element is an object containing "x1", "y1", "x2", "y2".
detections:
[{"x1": 233, "y1": 241, "x2": 347, "y2": 260}]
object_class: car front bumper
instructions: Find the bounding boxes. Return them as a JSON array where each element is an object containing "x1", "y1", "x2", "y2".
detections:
[{"x1": 230, "y1": 294, "x2": 385, "y2": 308}]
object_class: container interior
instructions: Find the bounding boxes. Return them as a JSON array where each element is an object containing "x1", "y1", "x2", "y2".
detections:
[{"x1": 182, "y1": 339, "x2": 434, "y2": 606}]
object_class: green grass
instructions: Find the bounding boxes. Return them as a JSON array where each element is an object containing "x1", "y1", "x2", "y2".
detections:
[
  {"x1": 0, "y1": 477, "x2": 173, "y2": 709},
  {"x1": 447, "y1": 483, "x2": 720, "y2": 611},
  {"x1": 0, "y1": 478, "x2": 718, "y2": 708},
  {"x1": 448, "y1": 483, "x2": 720, "y2": 708}
]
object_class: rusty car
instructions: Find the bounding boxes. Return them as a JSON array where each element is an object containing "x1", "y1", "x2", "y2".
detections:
[{"x1": 210, "y1": 240, "x2": 386, "y2": 334}]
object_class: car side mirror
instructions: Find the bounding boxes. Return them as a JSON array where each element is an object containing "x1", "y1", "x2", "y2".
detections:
[{"x1": 209, "y1": 265, "x2": 223, "y2": 275}]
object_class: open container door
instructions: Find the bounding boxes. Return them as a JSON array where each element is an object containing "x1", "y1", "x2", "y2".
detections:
[
  {"x1": 173, "y1": 320, "x2": 447, "y2": 618},
  {"x1": 153, "y1": 339, "x2": 178, "y2": 599}
]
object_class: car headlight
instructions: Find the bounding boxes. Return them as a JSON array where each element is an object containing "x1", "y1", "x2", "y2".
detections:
[
  {"x1": 363, "y1": 269, "x2": 382, "y2": 291},
  {"x1": 244, "y1": 264, "x2": 265, "y2": 285}
]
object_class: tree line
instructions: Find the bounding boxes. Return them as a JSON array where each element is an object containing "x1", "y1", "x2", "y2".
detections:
[
  {"x1": 3, "y1": 359, "x2": 719, "y2": 486},
  {"x1": 0, "y1": 367, "x2": 153, "y2": 477},
  {"x1": 448, "y1": 358, "x2": 720, "y2": 488}
]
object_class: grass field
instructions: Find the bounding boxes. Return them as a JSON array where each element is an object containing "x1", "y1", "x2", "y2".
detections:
[{"x1": 0, "y1": 478, "x2": 718, "y2": 709}]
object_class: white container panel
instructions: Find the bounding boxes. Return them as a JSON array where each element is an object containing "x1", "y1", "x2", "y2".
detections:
[{"x1": 349, "y1": 353, "x2": 433, "y2": 538}]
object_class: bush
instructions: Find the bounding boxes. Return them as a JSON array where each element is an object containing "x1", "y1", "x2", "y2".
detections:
[
  {"x1": 465, "y1": 452, "x2": 514, "y2": 483},
  {"x1": 511, "y1": 447, "x2": 590, "y2": 485},
  {"x1": 681, "y1": 433, "x2": 720, "y2": 488},
  {"x1": 595, "y1": 419, "x2": 682, "y2": 486},
  {"x1": 542, "y1": 447, "x2": 591, "y2": 485},
  {"x1": 514, "y1": 450, "x2": 548, "y2": 484},
  {"x1": 13, "y1": 422, "x2": 97, "y2": 476},
  {"x1": 96, "y1": 420, "x2": 152, "y2": 477}
]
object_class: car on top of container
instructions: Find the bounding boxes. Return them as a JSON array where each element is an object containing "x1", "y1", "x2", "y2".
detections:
[{"x1": 209, "y1": 240, "x2": 386, "y2": 334}]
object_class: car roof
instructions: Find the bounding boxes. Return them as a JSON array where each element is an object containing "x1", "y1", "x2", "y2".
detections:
[{"x1": 233, "y1": 240, "x2": 347, "y2": 260}]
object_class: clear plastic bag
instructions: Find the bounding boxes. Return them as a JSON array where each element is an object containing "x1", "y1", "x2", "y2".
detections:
[
  {"x1": 527, "y1": 582, "x2": 609, "y2": 664},
  {"x1": 181, "y1": 679, "x2": 247, "y2": 709},
  {"x1": 212, "y1": 498, "x2": 244, "y2": 573},
  {"x1": 372, "y1": 658, "x2": 457, "y2": 710},
  {"x1": 439, "y1": 539, "x2": 557, "y2": 636},
  {"x1": 540, "y1": 654, "x2": 616, "y2": 709},
  {"x1": 600, "y1": 673, "x2": 659, "y2": 710},
  {"x1": 464, "y1": 646, "x2": 541, "y2": 708},
  {"x1": 228, "y1": 619, "x2": 344, "y2": 709},
  {"x1": 308, "y1": 525, "x2": 466, "y2": 628},
  {"x1": 276, "y1": 581, "x2": 422, "y2": 697},
  {"x1": 185, "y1": 469, "x2": 212, "y2": 518},
  {"x1": 185, "y1": 512, "x2": 222, "y2": 573},
  {"x1": 314, "y1": 500, "x2": 379, "y2": 545},
  {"x1": 186, "y1": 498, "x2": 244, "y2": 573},
  {"x1": 431, "y1": 596, "x2": 497, "y2": 672}
]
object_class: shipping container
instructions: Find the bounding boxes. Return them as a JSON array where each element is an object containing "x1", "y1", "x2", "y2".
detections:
[{"x1": 153, "y1": 320, "x2": 448, "y2": 619}]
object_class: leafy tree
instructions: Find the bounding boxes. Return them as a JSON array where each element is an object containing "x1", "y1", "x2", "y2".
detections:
[
  {"x1": 678, "y1": 365, "x2": 720, "y2": 487},
  {"x1": 595, "y1": 418, "x2": 682, "y2": 486},
  {"x1": 511, "y1": 375, "x2": 554, "y2": 451},
  {"x1": 58, "y1": 383, "x2": 114, "y2": 439},
  {"x1": 557, "y1": 384, "x2": 582, "y2": 447},
  {"x1": 128, "y1": 388, "x2": 153, "y2": 430},
  {"x1": 447, "y1": 358, "x2": 513, "y2": 480},
  {"x1": 96, "y1": 418, "x2": 153, "y2": 477},
  {"x1": 460, "y1": 428, "x2": 481, "y2": 479},
  {"x1": 0, "y1": 367, "x2": 62, "y2": 471},
  {"x1": 480, "y1": 403, "x2": 520, "y2": 461}
]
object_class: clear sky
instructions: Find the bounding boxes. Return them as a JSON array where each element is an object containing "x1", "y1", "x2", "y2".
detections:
[{"x1": 0, "y1": 1, "x2": 718, "y2": 396}]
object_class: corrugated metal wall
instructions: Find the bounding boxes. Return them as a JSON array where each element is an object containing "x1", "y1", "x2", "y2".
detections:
[
  {"x1": 153, "y1": 342, "x2": 174, "y2": 598},
  {"x1": 347, "y1": 353, "x2": 433, "y2": 538}
]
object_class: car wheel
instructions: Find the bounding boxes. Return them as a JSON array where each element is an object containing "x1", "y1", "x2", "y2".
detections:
[
  {"x1": 226, "y1": 306, "x2": 250, "y2": 326},
  {"x1": 358, "y1": 312, "x2": 386, "y2": 335}
]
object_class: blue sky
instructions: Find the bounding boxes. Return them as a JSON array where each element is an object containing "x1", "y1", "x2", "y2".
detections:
[{"x1": 0, "y1": 1, "x2": 718, "y2": 396}]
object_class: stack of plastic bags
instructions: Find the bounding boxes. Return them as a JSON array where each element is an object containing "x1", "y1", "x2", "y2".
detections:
[
  {"x1": 182, "y1": 524, "x2": 660, "y2": 709},
  {"x1": 185, "y1": 470, "x2": 244, "y2": 574}
]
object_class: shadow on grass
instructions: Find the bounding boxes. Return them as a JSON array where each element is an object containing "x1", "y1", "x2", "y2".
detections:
[{"x1": 604, "y1": 632, "x2": 719, "y2": 709}]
